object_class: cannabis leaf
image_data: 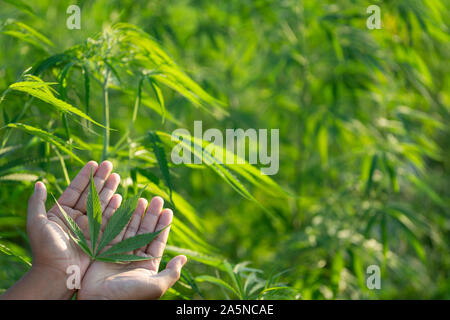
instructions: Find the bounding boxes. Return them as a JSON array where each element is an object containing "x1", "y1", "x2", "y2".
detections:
[{"x1": 55, "y1": 174, "x2": 165, "y2": 263}]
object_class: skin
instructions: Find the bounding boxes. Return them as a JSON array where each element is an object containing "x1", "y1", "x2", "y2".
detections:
[{"x1": 0, "y1": 160, "x2": 186, "y2": 300}]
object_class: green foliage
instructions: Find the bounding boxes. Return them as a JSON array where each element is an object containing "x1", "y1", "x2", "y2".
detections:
[{"x1": 196, "y1": 261, "x2": 298, "y2": 300}]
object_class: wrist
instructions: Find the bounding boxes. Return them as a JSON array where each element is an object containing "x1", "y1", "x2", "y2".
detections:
[
  {"x1": 1, "y1": 264, "x2": 76, "y2": 300},
  {"x1": 31, "y1": 264, "x2": 77, "y2": 299}
]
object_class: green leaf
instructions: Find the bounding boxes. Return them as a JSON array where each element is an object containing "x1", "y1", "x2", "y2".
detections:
[
  {"x1": 96, "y1": 254, "x2": 160, "y2": 263},
  {"x1": 149, "y1": 131, "x2": 173, "y2": 203},
  {"x1": 2, "y1": 22, "x2": 52, "y2": 51},
  {"x1": 0, "y1": 241, "x2": 31, "y2": 266},
  {"x1": 33, "y1": 54, "x2": 71, "y2": 76},
  {"x1": 148, "y1": 77, "x2": 165, "y2": 123},
  {"x1": 87, "y1": 171, "x2": 102, "y2": 255},
  {"x1": 317, "y1": 126, "x2": 328, "y2": 166},
  {"x1": 82, "y1": 65, "x2": 90, "y2": 115},
  {"x1": 409, "y1": 174, "x2": 446, "y2": 208},
  {"x1": 95, "y1": 192, "x2": 142, "y2": 254},
  {"x1": 4, "y1": 123, "x2": 83, "y2": 164},
  {"x1": 386, "y1": 208, "x2": 426, "y2": 263},
  {"x1": 330, "y1": 250, "x2": 344, "y2": 296},
  {"x1": 1, "y1": 0, "x2": 35, "y2": 15},
  {"x1": 9, "y1": 75, "x2": 105, "y2": 128},
  {"x1": 164, "y1": 245, "x2": 223, "y2": 268},
  {"x1": 383, "y1": 153, "x2": 399, "y2": 193},
  {"x1": 53, "y1": 197, "x2": 91, "y2": 257},
  {"x1": 160, "y1": 131, "x2": 253, "y2": 201},
  {"x1": 99, "y1": 226, "x2": 168, "y2": 257},
  {"x1": 223, "y1": 261, "x2": 242, "y2": 297},
  {"x1": 195, "y1": 275, "x2": 240, "y2": 298},
  {"x1": 131, "y1": 76, "x2": 144, "y2": 124},
  {"x1": 381, "y1": 212, "x2": 388, "y2": 265},
  {"x1": 365, "y1": 154, "x2": 378, "y2": 196},
  {"x1": 157, "y1": 131, "x2": 283, "y2": 226},
  {"x1": 112, "y1": 23, "x2": 227, "y2": 119}
]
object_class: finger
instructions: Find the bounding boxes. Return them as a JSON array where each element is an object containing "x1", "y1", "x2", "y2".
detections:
[
  {"x1": 49, "y1": 161, "x2": 98, "y2": 213},
  {"x1": 139, "y1": 196, "x2": 164, "y2": 234},
  {"x1": 100, "y1": 194, "x2": 122, "y2": 232},
  {"x1": 145, "y1": 208, "x2": 172, "y2": 271},
  {"x1": 151, "y1": 255, "x2": 187, "y2": 298},
  {"x1": 27, "y1": 182, "x2": 48, "y2": 228},
  {"x1": 99, "y1": 173, "x2": 120, "y2": 212},
  {"x1": 122, "y1": 198, "x2": 148, "y2": 244},
  {"x1": 74, "y1": 161, "x2": 113, "y2": 213}
]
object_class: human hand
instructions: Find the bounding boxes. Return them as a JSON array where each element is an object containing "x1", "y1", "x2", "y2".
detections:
[
  {"x1": 1, "y1": 160, "x2": 121, "y2": 299},
  {"x1": 78, "y1": 196, "x2": 187, "y2": 300}
]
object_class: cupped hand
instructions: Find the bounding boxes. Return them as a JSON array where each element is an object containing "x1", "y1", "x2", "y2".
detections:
[
  {"x1": 26, "y1": 160, "x2": 121, "y2": 297},
  {"x1": 78, "y1": 196, "x2": 187, "y2": 300}
]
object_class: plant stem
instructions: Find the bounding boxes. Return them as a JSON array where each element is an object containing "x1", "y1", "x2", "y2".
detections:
[{"x1": 101, "y1": 68, "x2": 111, "y2": 161}]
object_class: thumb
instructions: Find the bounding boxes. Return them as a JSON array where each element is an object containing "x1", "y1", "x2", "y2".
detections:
[
  {"x1": 27, "y1": 182, "x2": 48, "y2": 226},
  {"x1": 153, "y1": 255, "x2": 187, "y2": 296}
]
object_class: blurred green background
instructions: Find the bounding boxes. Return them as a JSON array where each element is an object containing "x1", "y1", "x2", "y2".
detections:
[{"x1": 0, "y1": 0, "x2": 449, "y2": 299}]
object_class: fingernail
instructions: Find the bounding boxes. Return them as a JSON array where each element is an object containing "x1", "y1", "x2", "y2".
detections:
[
  {"x1": 35, "y1": 181, "x2": 45, "y2": 192},
  {"x1": 180, "y1": 255, "x2": 187, "y2": 266}
]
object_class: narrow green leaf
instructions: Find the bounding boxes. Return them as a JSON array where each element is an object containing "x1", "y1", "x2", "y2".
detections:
[
  {"x1": 195, "y1": 275, "x2": 240, "y2": 298},
  {"x1": 317, "y1": 126, "x2": 328, "y2": 166},
  {"x1": 2, "y1": 22, "x2": 52, "y2": 50},
  {"x1": 70, "y1": 233, "x2": 93, "y2": 258},
  {"x1": 161, "y1": 131, "x2": 253, "y2": 200},
  {"x1": 157, "y1": 131, "x2": 282, "y2": 226},
  {"x1": 409, "y1": 174, "x2": 446, "y2": 208},
  {"x1": 99, "y1": 226, "x2": 168, "y2": 257},
  {"x1": 364, "y1": 210, "x2": 379, "y2": 237},
  {"x1": 0, "y1": 241, "x2": 31, "y2": 266},
  {"x1": 330, "y1": 250, "x2": 344, "y2": 296},
  {"x1": 9, "y1": 75, "x2": 105, "y2": 128},
  {"x1": 386, "y1": 208, "x2": 426, "y2": 263},
  {"x1": 58, "y1": 61, "x2": 76, "y2": 101},
  {"x1": 82, "y1": 65, "x2": 90, "y2": 115},
  {"x1": 96, "y1": 254, "x2": 160, "y2": 263},
  {"x1": 87, "y1": 171, "x2": 102, "y2": 255},
  {"x1": 164, "y1": 245, "x2": 223, "y2": 268},
  {"x1": 53, "y1": 197, "x2": 91, "y2": 257},
  {"x1": 149, "y1": 131, "x2": 173, "y2": 203},
  {"x1": 95, "y1": 192, "x2": 142, "y2": 254},
  {"x1": 223, "y1": 261, "x2": 241, "y2": 297},
  {"x1": 365, "y1": 154, "x2": 378, "y2": 196},
  {"x1": 4, "y1": 123, "x2": 83, "y2": 164},
  {"x1": 381, "y1": 212, "x2": 388, "y2": 264},
  {"x1": 2, "y1": 0, "x2": 35, "y2": 15},
  {"x1": 383, "y1": 153, "x2": 399, "y2": 193},
  {"x1": 33, "y1": 54, "x2": 70, "y2": 76},
  {"x1": 148, "y1": 77, "x2": 165, "y2": 123},
  {"x1": 131, "y1": 76, "x2": 144, "y2": 124}
]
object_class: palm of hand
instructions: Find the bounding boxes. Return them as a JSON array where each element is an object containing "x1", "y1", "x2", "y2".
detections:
[
  {"x1": 78, "y1": 263, "x2": 157, "y2": 299},
  {"x1": 78, "y1": 194, "x2": 177, "y2": 300},
  {"x1": 30, "y1": 212, "x2": 91, "y2": 277}
]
